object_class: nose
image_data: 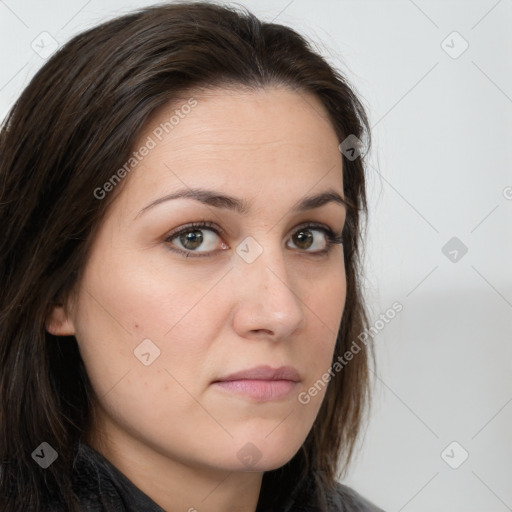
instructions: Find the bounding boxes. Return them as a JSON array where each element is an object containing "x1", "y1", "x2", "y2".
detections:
[{"x1": 230, "y1": 244, "x2": 306, "y2": 340}]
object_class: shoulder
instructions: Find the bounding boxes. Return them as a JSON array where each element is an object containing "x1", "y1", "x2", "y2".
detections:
[{"x1": 325, "y1": 482, "x2": 386, "y2": 512}]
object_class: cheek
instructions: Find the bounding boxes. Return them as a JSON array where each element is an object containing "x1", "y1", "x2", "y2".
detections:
[
  {"x1": 71, "y1": 260, "x2": 229, "y2": 450},
  {"x1": 297, "y1": 264, "x2": 346, "y2": 398},
  {"x1": 303, "y1": 259, "x2": 346, "y2": 337},
  {"x1": 71, "y1": 245, "x2": 227, "y2": 399}
]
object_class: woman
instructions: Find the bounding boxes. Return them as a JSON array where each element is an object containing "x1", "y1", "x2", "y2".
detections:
[{"x1": 0, "y1": 2, "x2": 383, "y2": 511}]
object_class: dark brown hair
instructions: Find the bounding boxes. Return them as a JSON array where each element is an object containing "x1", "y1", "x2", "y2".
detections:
[{"x1": 0, "y1": 2, "x2": 373, "y2": 510}]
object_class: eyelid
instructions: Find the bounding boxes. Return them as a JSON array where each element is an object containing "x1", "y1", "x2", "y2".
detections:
[
  {"x1": 164, "y1": 220, "x2": 224, "y2": 240},
  {"x1": 289, "y1": 221, "x2": 338, "y2": 237}
]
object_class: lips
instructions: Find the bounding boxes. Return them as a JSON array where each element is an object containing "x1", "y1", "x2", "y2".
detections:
[
  {"x1": 213, "y1": 365, "x2": 301, "y2": 383},
  {"x1": 212, "y1": 365, "x2": 301, "y2": 402}
]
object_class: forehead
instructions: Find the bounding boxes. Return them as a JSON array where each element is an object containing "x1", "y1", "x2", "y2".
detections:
[
  {"x1": 152, "y1": 85, "x2": 337, "y2": 142},
  {"x1": 121, "y1": 86, "x2": 344, "y2": 206}
]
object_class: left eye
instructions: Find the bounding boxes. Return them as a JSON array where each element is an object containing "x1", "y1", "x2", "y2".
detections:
[{"x1": 286, "y1": 227, "x2": 330, "y2": 251}]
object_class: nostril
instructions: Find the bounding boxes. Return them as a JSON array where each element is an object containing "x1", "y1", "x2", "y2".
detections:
[{"x1": 251, "y1": 329, "x2": 273, "y2": 335}]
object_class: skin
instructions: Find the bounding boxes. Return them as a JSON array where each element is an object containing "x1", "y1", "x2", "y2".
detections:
[{"x1": 47, "y1": 86, "x2": 347, "y2": 512}]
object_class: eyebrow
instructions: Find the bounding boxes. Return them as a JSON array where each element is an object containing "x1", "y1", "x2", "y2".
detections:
[{"x1": 135, "y1": 187, "x2": 348, "y2": 219}]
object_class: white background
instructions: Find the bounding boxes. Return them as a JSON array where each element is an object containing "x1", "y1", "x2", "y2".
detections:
[{"x1": 1, "y1": 1, "x2": 511, "y2": 510}]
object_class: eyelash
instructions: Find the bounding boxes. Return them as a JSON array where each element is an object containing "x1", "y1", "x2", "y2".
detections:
[{"x1": 163, "y1": 221, "x2": 344, "y2": 258}]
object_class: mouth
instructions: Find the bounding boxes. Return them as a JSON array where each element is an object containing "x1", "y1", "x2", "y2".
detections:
[{"x1": 211, "y1": 365, "x2": 301, "y2": 402}]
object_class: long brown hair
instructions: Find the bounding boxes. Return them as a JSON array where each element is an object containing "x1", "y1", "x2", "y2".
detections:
[{"x1": 0, "y1": 2, "x2": 373, "y2": 510}]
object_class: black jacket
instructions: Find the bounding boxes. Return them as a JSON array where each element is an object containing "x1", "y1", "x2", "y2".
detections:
[{"x1": 50, "y1": 442, "x2": 385, "y2": 511}]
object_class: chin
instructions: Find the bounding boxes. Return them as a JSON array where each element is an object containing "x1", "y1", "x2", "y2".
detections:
[
  {"x1": 255, "y1": 452, "x2": 300, "y2": 472},
  {"x1": 227, "y1": 434, "x2": 306, "y2": 473}
]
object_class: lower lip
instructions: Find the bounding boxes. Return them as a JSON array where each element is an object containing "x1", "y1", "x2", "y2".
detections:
[{"x1": 213, "y1": 379, "x2": 298, "y2": 401}]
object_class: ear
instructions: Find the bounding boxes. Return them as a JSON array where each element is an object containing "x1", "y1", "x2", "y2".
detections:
[{"x1": 45, "y1": 304, "x2": 76, "y2": 336}]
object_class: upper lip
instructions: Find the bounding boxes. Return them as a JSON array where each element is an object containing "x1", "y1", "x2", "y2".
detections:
[{"x1": 213, "y1": 365, "x2": 301, "y2": 383}]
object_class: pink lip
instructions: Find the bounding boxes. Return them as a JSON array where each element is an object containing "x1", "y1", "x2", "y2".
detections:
[{"x1": 212, "y1": 365, "x2": 301, "y2": 402}]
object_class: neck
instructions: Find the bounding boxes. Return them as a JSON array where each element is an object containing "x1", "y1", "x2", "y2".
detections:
[{"x1": 84, "y1": 418, "x2": 263, "y2": 512}]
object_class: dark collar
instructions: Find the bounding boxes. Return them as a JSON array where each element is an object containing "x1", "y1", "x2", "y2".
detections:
[
  {"x1": 72, "y1": 441, "x2": 165, "y2": 511},
  {"x1": 70, "y1": 441, "x2": 384, "y2": 512}
]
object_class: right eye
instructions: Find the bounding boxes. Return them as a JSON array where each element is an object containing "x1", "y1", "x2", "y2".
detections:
[{"x1": 164, "y1": 221, "x2": 228, "y2": 257}]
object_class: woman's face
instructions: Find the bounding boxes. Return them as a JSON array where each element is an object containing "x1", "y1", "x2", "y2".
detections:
[{"x1": 51, "y1": 86, "x2": 347, "y2": 473}]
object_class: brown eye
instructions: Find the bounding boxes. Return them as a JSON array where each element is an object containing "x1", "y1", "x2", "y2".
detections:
[
  {"x1": 287, "y1": 226, "x2": 333, "y2": 252},
  {"x1": 165, "y1": 222, "x2": 226, "y2": 256},
  {"x1": 179, "y1": 230, "x2": 204, "y2": 250},
  {"x1": 292, "y1": 229, "x2": 314, "y2": 250}
]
